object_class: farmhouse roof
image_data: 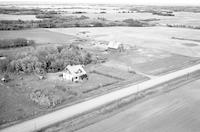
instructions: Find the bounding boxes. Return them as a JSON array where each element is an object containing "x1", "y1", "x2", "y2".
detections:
[
  {"x1": 108, "y1": 41, "x2": 122, "y2": 49},
  {"x1": 65, "y1": 65, "x2": 86, "y2": 76},
  {"x1": 0, "y1": 56, "x2": 6, "y2": 60}
]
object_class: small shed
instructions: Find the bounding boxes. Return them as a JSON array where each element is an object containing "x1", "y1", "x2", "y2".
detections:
[
  {"x1": 63, "y1": 65, "x2": 88, "y2": 82},
  {"x1": 107, "y1": 41, "x2": 124, "y2": 52}
]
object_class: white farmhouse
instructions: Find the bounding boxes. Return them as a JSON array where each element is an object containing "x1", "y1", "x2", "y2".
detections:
[
  {"x1": 107, "y1": 41, "x2": 124, "y2": 52},
  {"x1": 63, "y1": 65, "x2": 88, "y2": 82}
]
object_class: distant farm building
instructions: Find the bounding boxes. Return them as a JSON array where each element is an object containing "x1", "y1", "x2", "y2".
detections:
[
  {"x1": 0, "y1": 56, "x2": 6, "y2": 60},
  {"x1": 152, "y1": 10, "x2": 174, "y2": 16},
  {"x1": 63, "y1": 65, "x2": 88, "y2": 82},
  {"x1": 107, "y1": 41, "x2": 125, "y2": 52}
]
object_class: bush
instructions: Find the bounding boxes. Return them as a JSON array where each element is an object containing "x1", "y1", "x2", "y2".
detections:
[
  {"x1": 11, "y1": 55, "x2": 39, "y2": 73},
  {"x1": 30, "y1": 89, "x2": 64, "y2": 108}
]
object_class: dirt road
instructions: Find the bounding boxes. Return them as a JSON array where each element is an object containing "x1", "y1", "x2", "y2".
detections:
[{"x1": 77, "y1": 79, "x2": 200, "y2": 132}]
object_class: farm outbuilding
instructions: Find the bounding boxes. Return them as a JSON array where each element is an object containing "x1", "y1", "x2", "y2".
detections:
[{"x1": 63, "y1": 65, "x2": 88, "y2": 82}]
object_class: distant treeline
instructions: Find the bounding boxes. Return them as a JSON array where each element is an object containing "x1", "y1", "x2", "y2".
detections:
[
  {"x1": 0, "y1": 8, "x2": 42, "y2": 15},
  {"x1": 167, "y1": 24, "x2": 200, "y2": 30},
  {"x1": 0, "y1": 20, "x2": 39, "y2": 30},
  {"x1": 152, "y1": 11, "x2": 175, "y2": 16},
  {"x1": 0, "y1": 38, "x2": 35, "y2": 49},
  {"x1": 122, "y1": 19, "x2": 151, "y2": 27},
  {"x1": 0, "y1": 14, "x2": 153, "y2": 30},
  {"x1": 130, "y1": 6, "x2": 200, "y2": 13}
]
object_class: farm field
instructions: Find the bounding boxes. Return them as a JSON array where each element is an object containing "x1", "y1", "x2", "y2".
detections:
[
  {"x1": 0, "y1": 14, "x2": 40, "y2": 21},
  {"x1": 159, "y1": 12, "x2": 200, "y2": 26},
  {"x1": 0, "y1": 29, "x2": 77, "y2": 44},
  {"x1": 48, "y1": 26, "x2": 200, "y2": 57},
  {"x1": 63, "y1": 12, "x2": 200, "y2": 26},
  {"x1": 76, "y1": 79, "x2": 200, "y2": 132},
  {"x1": 103, "y1": 48, "x2": 200, "y2": 76}
]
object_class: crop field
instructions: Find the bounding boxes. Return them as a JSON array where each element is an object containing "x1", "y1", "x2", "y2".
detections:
[
  {"x1": 0, "y1": 29, "x2": 77, "y2": 44},
  {"x1": 48, "y1": 27, "x2": 200, "y2": 57},
  {"x1": 76, "y1": 79, "x2": 200, "y2": 132},
  {"x1": 63, "y1": 12, "x2": 200, "y2": 26},
  {"x1": 102, "y1": 48, "x2": 200, "y2": 76},
  {"x1": 159, "y1": 12, "x2": 200, "y2": 26}
]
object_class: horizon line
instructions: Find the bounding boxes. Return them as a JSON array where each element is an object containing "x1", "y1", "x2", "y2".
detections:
[{"x1": 1, "y1": 1, "x2": 200, "y2": 6}]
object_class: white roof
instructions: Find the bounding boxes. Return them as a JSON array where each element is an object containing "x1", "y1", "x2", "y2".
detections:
[
  {"x1": 108, "y1": 41, "x2": 122, "y2": 49},
  {"x1": 65, "y1": 65, "x2": 86, "y2": 77},
  {"x1": 0, "y1": 56, "x2": 6, "y2": 60}
]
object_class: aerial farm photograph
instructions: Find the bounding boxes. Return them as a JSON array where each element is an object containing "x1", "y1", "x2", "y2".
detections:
[{"x1": 1, "y1": 0, "x2": 200, "y2": 131}]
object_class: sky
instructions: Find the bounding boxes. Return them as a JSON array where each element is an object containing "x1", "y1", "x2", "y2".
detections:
[{"x1": 1, "y1": 0, "x2": 200, "y2": 5}]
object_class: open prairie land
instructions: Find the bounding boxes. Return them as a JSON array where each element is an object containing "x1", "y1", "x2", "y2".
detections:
[
  {"x1": 0, "y1": 29, "x2": 77, "y2": 44},
  {"x1": 48, "y1": 27, "x2": 200, "y2": 57}
]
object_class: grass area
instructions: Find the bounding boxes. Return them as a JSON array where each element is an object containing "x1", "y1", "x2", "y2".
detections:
[
  {"x1": 103, "y1": 48, "x2": 200, "y2": 76},
  {"x1": 0, "y1": 29, "x2": 77, "y2": 44}
]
